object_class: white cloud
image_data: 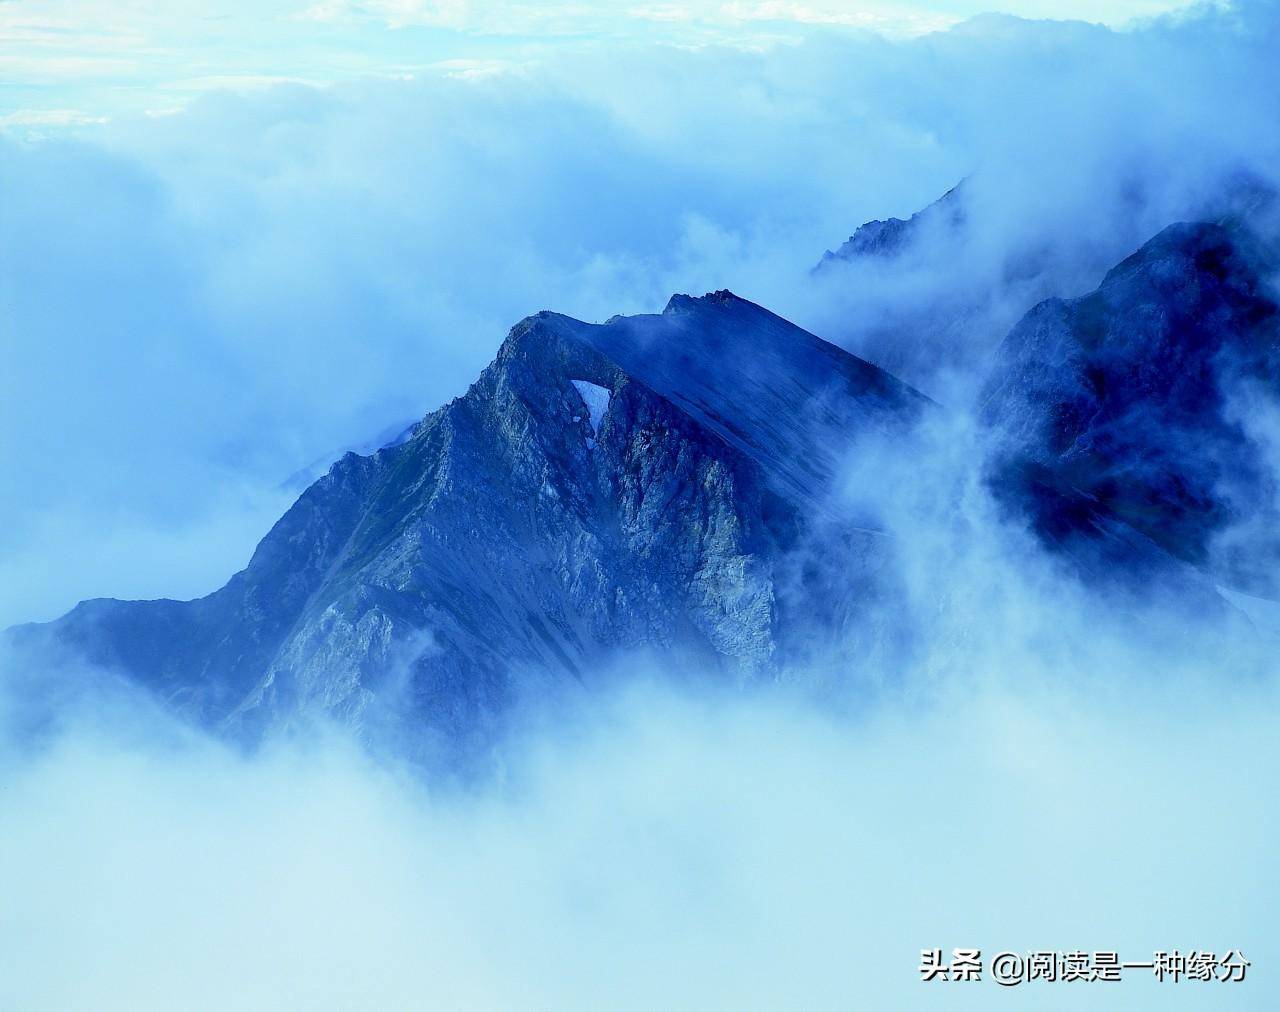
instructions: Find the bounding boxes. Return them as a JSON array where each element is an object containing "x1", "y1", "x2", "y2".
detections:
[
  {"x1": 0, "y1": 0, "x2": 1210, "y2": 125},
  {"x1": 2, "y1": 656, "x2": 1276, "y2": 1010},
  {"x1": 4, "y1": 5, "x2": 1280, "y2": 626},
  {"x1": 159, "y1": 73, "x2": 327, "y2": 92},
  {"x1": 718, "y1": 0, "x2": 955, "y2": 33},
  {"x1": 0, "y1": 107, "x2": 108, "y2": 127},
  {"x1": 3, "y1": 6, "x2": 1279, "y2": 1007}
]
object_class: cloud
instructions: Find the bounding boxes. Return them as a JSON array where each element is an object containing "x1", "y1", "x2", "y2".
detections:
[
  {"x1": 4, "y1": 6, "x2": 1280, "y2": 1007},
  {"x1": 2, "y1": 635, "x2": 1277, "y2": 1010},
  {"x1": 6, "y1": 5, "x2": 1280, "y2": 626},
  {"x1": 0, "y1": 107, "x2": 108, "y2": 129},
  {"x1": 0, "y1": 0, "x2": 1209, "y2": 127},
  {"x1": 5, "y1": 270, "x2": 1279, "y2": 1010}
]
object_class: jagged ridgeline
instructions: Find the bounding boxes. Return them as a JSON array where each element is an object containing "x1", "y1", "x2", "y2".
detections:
[
  {"x1": 10, "y1": 292, "x2": 927, "y2": 757},
  {"x1": 10, "y1": 193, "x2": 1280, "y2": 762}
]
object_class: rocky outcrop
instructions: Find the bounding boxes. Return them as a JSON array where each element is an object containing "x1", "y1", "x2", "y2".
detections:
[
  {"x1": 979, "y1": 221, "x2": 1280, "y2": 594},
  {"x1": 11, "y1": 292, "x2": 926, "y2": 758},
  {"x1": 20, "y1": 202, "x2": 1280, "y2": 761}
]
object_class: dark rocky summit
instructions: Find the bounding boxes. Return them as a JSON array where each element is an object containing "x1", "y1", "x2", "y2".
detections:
[
  {"x1": 979, "y1": 221, "x2": 1280, "y2": 594},
  {"x1": 13, "y1": 195, "x2": 1280, "y2": 759},
  {"x1": 12, "y1": 292, "x2": 925, "y2": 757},
  {"x1": 811, "y1": 172, "x2": 1280, "y2": 394}
]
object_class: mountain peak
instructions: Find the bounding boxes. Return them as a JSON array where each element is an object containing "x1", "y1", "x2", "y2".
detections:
[
  {"x1": 1100, "y1": 219, "x2": 1276, "y2": 295},
  {"x1": 980, "y1": 218, "x2": 1280, "y2": 593},
  {"x1": 662, "y1": 289, "x2": 743, "y2": 314},
  {"x1": 13, "y1": 293, "x2": 928, "y2": 762},
  {"x1": 504, "y1": 292, "x2": 926, "y2": 502}
]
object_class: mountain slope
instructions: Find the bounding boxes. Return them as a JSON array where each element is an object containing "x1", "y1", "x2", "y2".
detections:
[
  {"x1": 12, "y1": 292, "x2": 926, "y2": 757},
  {"x1": 979, "y1": 221, "x2": 1280, "y2": 593}
]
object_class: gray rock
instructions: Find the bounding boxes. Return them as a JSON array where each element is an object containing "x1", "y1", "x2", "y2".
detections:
[{"x1": 12, "y1": 291, "x2": 926, "y2": 761}]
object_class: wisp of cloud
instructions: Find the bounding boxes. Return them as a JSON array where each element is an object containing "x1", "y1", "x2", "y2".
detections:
[{"x1": 4, "y1": 2, "x2": 1280, "y2": 1009}]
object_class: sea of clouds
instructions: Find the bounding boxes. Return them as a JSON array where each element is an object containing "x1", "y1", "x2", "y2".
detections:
[
  {"x1": 3, "y1": 2, "x2": 1280, "y2": 1008},
  {"x1": 5, "y1": 385, "x2": 1279, "y2": 1009},
  {"x1": 4, "y1": 584, "x2": 1278, "y2": 1009}
]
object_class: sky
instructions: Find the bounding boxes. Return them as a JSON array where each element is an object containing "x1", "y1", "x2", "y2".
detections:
[
  {"x1": 2, "y1": 0, "x2": 1211, "y2": 127},
  {"x1": 4, "y1": 3, "x2": 1280, "y2": 1009}
]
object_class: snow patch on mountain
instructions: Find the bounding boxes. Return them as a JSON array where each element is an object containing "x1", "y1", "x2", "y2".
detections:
[{"x1": 571, "y1": 380, "x2": 611, "y2": 436}]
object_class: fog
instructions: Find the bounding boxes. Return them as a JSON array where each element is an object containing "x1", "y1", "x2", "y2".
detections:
[
  {"x1": 3, "y1": 637, "x2": 1277, "y2": 1009},
  {"x1": 5, "y1": 1, "x2": 1280, "y2": 626},
  {"x1": 4, "y1": 392, "x2": 1280, "y2": 1008},
  {"x1": 4, "y1": 2, "x2": 1280, "y2": 1008}
]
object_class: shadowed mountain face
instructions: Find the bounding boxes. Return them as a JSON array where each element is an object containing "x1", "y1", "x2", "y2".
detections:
[
  {"x1": 12, "y1": 292, "x2": 925, "y2": 758},
  {"x1": 14, "y1": 207, "x2": 1280, "y2": 759},
  {"x1": 979, "y1": 222, "x2": 1280, "y2": 595}
]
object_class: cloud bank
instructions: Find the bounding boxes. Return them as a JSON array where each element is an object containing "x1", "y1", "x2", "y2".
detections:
[
  {"x1": 4, "y1": 6, "x2": 1280, "y2": 1008},
  {"x1": 4, "y1": 631, "x2": 1278, "y2": 1010},
  {"x1": 1, "y1": 0, "x2": 1205, "y2": 123},
  {"x1": 5, "y1": 356, "x2": 1280, "y2": 1010}
]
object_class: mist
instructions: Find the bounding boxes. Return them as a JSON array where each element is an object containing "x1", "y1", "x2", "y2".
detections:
[
  {"x1": 5, "y1": 386, "x2": 1280, "y2": 1008},
  {"x1": 5, "y1": 2, "x2": 1280, "y2": 1008},
  {"x1": 6, "y1": 1, "x2": 1280, "y2": 626},
  {"x1": 3, "y1": 633, "x2": 1277, "y2": 1009}
]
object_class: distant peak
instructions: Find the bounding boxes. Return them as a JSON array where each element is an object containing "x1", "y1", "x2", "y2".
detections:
[{"x1": 816, "y1": 180, "x2": 966, "y2": 271}]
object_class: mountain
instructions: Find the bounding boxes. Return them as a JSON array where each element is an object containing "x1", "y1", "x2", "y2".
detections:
[
  {"x1": 979, "y1": 221, "x2": 1280, "y2": 595},
  {"x1": 11, "y1": 292, "x2": 926, "y2": 760},
  {"x1": 17, "y1": 197, "x2": 1280, "y2": 761},
  {"x1": 815, "y1": 182, "x2": 966, "y2": 270},
  {"x1": 817, "y1": 171, "x2": 1277, "y2": 275},
  {"x1": 811, "y1": 171, "x2": 1280, "y2": 394},
  {"x1": 814, "y1": 180, "x2": 1280, "y2": 599}
]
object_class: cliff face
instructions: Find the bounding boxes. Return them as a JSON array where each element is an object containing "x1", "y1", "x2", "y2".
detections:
[
  {"x1": 979, "y1": 222, "x2": 1280, "y2": 593},
  {"x1": 16, "y1": 206, "x2": 1280, "y2": 758},
  {"x1": 14, "y1": 292, "x2": 925, "y2": 755}
]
